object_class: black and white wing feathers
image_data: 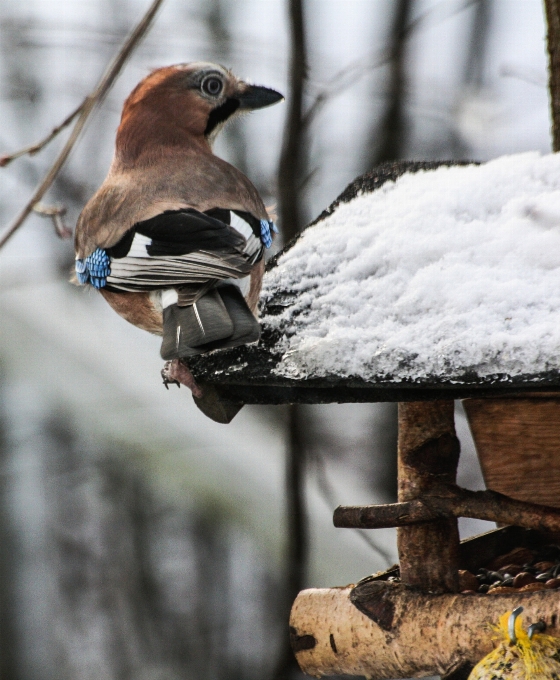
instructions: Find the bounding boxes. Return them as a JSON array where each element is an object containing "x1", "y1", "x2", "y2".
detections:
[{"x1": 104, "y1": 208, "x2": 264, "y2": 298}]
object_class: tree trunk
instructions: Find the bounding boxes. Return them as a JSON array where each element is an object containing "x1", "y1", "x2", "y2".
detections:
[{"x1": 544, "y1": 0, "x2": 560, "y2": 151}]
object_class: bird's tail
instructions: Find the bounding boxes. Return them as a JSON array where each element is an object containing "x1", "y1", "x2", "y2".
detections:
[{"x1": 160, "y1": 284, "x2": 260, "y2": 359}]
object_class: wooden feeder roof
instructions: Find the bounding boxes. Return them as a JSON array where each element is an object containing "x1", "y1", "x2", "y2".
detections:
[{"x1": 189, "y1": 157, "x2": 560, "y2": 404}]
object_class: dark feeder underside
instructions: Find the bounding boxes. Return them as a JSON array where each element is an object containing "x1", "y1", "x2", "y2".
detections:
[{"x1": 189, "y1": 343, "x2": 560, "y2": 405}]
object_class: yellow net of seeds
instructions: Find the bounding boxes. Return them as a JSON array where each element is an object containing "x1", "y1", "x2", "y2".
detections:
[{"x1": 469, "y1": 607, "x2": 560, "y2": 680}]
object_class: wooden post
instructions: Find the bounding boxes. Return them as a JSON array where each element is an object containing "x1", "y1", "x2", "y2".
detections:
[
  {"x1": 544, "y1": 0, "x2": 560, "y2": 151},
  {"x1": 397, "y1": 401, "x2": 460, "y2": 592}
]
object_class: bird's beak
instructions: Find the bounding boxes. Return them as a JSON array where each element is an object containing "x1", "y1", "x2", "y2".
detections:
[{"x1": 236, "y1": 84, "x2": 284, "y2": 111}]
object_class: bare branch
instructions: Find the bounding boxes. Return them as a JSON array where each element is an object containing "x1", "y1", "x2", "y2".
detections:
[
  {"x1": 334, "y1": 483, "x2": 560, "y2": 534},
  {"x1": 366, "y1": 0, "x2": 413, "y2": 167},
  {"x1": 0, "y1": 0, "x2": 165, "y2": 250},
  {"x1": 303, "y1": 0, "x2": 480, "y2": 130},
  {"x1": 0, "y1": 102, "x2": 84, "y2": 168},
  {"x1": 310, "y1": 449, "x2": 393, "y2": 565},
  {"x1": 33, "y1": 203, "x2": 72, "y2": 239}
]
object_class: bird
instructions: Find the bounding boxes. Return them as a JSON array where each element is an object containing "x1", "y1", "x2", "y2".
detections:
[
  {"x1": 468, "y1": 607, "x2": 560, "y2": 680},
  {"x1": 74, "y1": 63, "x2": 283, "y2": 399}
]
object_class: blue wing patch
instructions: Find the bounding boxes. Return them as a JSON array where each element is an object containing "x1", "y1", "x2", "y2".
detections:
[
  {"x1": 260, "y1": 220, "x2": 278, "y2": 249},
  {"x1": 75, "y1": 247, "x2": 111, "y2": 289}
]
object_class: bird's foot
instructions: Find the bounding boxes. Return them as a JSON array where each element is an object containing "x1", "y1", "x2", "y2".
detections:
[{"x1": 161, "y1": 359, "x2": 203, "y2": 399}]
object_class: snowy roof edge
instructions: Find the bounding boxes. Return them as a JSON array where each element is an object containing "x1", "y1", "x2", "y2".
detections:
[
  {"x1": 188, "y1": 340, "x2": 560, "y2": 403},
  {"x1": 189, "y1": 159, "x2": 560, "y2": 404},
  {"x1": 265, "y1": 159, "x2": 475, "y2": 270}
]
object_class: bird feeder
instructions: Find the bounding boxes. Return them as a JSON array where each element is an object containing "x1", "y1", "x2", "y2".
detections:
[{"x1": 189, "y1": 158, "x2": 560, "y2": 679}]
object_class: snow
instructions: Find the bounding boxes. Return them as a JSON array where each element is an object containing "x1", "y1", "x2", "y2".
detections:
[{"x1": 262, "y1": 152, "x2": 560, "y2": 382}]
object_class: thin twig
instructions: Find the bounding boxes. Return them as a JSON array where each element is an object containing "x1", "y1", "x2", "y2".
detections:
[
  {"x1": 33, "y1": 203, "x2": 72, "y2": 239},
  {"x1": 366, "y1": 0, "x2": 413, "y2": 166},
  {"x1": 0, "y1": 102, "x2": 84, "y2": 167},
  {"x1": 0, "y1": 0, "x2": 165, "y2": 251},
  {"x1": 302, "y1": 0, "x2": 479, "y2": 130},
  {"x1": 311, "y1": 450, "x2": 393, "y2": 566}
]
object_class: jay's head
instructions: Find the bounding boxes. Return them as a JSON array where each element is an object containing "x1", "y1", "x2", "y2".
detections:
[{"x1": 116, "y1": 62, "x2": 283, "y2": 162}]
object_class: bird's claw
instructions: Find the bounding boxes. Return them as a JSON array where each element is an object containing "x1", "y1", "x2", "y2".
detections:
[
  {"x1": 161, "y1": 359, "x2": 203, "y2": 399},
  {"x1": 161, "y1": 361, "x2": 181, "y2": 389}
]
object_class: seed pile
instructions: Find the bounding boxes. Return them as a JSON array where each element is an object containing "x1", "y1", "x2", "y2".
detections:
[
  {"x1": 385, "y1": 545, "x2": 560, "y2": 593},
  {"x1": 459, "y1": 545, "x2": 560, "y2": 595}
]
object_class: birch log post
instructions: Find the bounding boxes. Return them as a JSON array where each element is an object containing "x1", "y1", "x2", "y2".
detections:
[{"x1": 290, "y1": 582, "x2": 560, "y2": 679}]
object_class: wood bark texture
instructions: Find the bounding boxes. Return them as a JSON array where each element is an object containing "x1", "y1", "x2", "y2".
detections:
[
  {"x1": 464, "y1": 396, "x2": 560, "y2": 508},
  {"x1": 290, "y1": 583, "x2": 560, "y2": 679},
  {"x1": 397, "y1": 401, "x2": 460, "y2": 592},
  {"x1": 334, "y1": 484, "x2": 560, "y2": 532},
  {"x1": 544, "y1": 0, "x2": 560, "y2": 152}
]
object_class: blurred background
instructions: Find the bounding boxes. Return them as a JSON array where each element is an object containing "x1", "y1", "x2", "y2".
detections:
[{"x1": 0, "y1": 0, "x2": 553, "y2": 678}]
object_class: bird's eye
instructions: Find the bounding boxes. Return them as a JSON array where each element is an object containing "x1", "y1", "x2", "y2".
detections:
[{"x1": 201, "y1": 76, "x2": 223, "y2": 97}]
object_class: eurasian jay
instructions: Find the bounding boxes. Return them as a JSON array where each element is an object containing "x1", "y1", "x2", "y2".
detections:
[{"x1": 75, "y1": 63, "x2": 283, "y2": 396}]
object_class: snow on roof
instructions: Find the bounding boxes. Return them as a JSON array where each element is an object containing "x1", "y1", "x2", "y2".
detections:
[{"x1": 261, "y1": 152, "x2": 560, "y2": 382}]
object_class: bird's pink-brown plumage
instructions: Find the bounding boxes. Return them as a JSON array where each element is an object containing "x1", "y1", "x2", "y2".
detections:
[{"x1": 76, "y1": 63, "x2": 277, "y2": 335}]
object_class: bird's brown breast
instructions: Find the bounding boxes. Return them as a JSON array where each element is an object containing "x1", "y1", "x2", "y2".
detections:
[{"x1": 100, "y1": 289, "x2": 163, "y2": 335}]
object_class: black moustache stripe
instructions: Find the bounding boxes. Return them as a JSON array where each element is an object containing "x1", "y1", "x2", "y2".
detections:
[{"x1": 204, "y1": 98, "x2": 240, "y2": 136}]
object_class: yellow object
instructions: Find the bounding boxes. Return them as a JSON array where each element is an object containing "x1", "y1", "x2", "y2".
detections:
[{"x1": 469, "y1": 608, "x2": 560, "y2": 680}]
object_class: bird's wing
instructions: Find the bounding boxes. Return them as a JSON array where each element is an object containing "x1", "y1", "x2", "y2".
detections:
[
  {"x1": 75, "y1": 208, "x2": 266, "y2": 296},
  {"x1": 75, "y1": 152, "x2": 271, "y2": 256}
]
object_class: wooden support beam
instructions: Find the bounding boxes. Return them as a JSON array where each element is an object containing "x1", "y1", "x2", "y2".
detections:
[
  {"x1": 464, "y1": 396, "x2": 560, "y2": 509},
  {"x1": 335, "y1": 497, "x2": 441, "y2": 528},
  {"x1": 397, "y1": 401, "x2": 460, "y2": 592},
  {"x1": 289, "y1": 583, "x2": 560, "y2": 679},
  {"x1": 334, "y1": 484, "x2": 560, "y2": 533}
]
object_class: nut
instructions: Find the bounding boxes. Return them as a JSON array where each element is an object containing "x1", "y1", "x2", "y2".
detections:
[
  {"x1": 534, "y1": 561, "x2": 555, "y2": 572},
  {"x1": 513, "y1": 572, "x2": 536, "y2": 588},
  {"x1": 518, "y1": 582, "x2": 546, "y2": 592},
  {"x1": 458, "y1": 570, "x2": 479, "y2": 592},
  {"x1": 498, "y1": 564, "x2": 522, "y2": 576},
  {"x1": 487, "y1": 548, "x2": 535, "y2": 571},
  {"x1": 487, "y1": 586, "x2": 515, "y2": 595}
]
